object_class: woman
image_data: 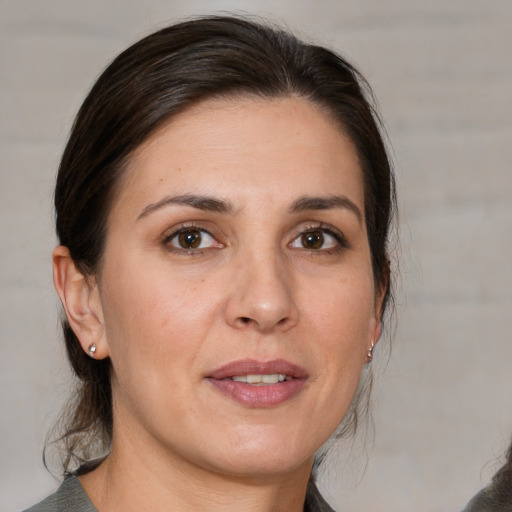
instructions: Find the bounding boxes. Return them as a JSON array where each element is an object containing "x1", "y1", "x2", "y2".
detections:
[{"x1": 27, "y1": 15, "x2": 395, "y2": 512}]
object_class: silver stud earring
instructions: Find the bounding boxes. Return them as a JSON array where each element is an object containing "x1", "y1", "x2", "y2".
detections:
[
  {"x1": 88, "y1": 344, "x2": 97, "y2": 358},
  {"x1": 366, "y1": 340, "x2": 375, "y2": 363}
]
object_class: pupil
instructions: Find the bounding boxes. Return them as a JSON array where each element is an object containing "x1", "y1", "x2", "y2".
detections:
[
  {"x1": 302, "y1": 231, "x2": 323, "y2": 249},
  {"x1": 179, "y1": 230, "x2": 201, "y2": 248}
]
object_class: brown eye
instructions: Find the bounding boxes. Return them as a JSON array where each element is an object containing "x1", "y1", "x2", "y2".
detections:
[
  {"x1": 301, "y1": 231, "x2": 324, "y2": 249},
  {"x1": 178, "y1": 229, "x2": 202, "y2": 249},
  {"x1": 166, "y1": 228, "x2": 220, "y2": 251},
  {"x1": 290, "y1": 227, "x2": 342, "y2": 251}
]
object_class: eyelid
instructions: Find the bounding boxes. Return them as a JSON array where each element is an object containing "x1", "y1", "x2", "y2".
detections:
[
  {"x1": 162, "y1": 222, "x2": 223, "y2": 252},
  {"x1": 290, "y1": 223, "x2": 350, "y2": 251}
]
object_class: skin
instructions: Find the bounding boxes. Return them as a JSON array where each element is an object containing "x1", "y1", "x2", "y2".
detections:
[{"x1": 53, "y1": 96, "x2": 383, "y2": 512}]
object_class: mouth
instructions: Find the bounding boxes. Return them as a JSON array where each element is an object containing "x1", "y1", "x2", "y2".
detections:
[{"x1": 206, "y1": 359, "x2": 307, "y2": 407}]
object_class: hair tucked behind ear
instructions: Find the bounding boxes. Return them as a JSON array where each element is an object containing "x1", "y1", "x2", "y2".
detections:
[{"x1": 47, "y1": 14, "x2": 396, "y2": 474}]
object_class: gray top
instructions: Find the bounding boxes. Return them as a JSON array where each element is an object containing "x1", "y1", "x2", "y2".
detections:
[
  {"x1": 24, "y1": 477, "x2": 97, "y2": 512},
  {"x1": 25, "y1": 476, "x2": 335, "y2": 512}
]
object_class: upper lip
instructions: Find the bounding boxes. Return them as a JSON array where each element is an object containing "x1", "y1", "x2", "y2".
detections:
[{"x1": 207, "y1": 359, "x2": 308, "y2": 380}]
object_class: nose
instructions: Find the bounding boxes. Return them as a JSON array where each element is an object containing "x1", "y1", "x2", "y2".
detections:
[{"x1": 225, "y1": 251, "x2": 299, "y2": 334}]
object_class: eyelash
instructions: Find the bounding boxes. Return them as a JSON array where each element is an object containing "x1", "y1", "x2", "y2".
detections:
[
  {"x1": 162, "y1": 222, "x2": 349, "y2": 255},
  {"x1": 291, "y1": 223, "x2": 349, "y2": 254},
  {"x1": 163, "y1": 222, "x2": 221, "y2": 254}
]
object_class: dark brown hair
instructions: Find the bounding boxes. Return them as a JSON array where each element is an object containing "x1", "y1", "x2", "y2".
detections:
[
  {"x1": 490, "y1": 439, "x2": 512, "y2": 506},
  {"x1": 49, "y1": 15, "x2": 396, "y2": 473}
]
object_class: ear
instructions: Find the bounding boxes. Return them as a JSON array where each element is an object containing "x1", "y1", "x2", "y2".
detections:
[
  {"x1": 365, "y1": 317, "x2": 382, "y2": 364},
  {"x1": 366, "y1": 261, "x2": 390, "y2": 360},
  {"x1": 52, "y1": 246, "x2": 109, "y2": 359}
]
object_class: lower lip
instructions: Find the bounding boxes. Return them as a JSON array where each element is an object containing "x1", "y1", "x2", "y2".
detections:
[{"x1": 207, "y1": 378, "x2": 306, "y2": 407}]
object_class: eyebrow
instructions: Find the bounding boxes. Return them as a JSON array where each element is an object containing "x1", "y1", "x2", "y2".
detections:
[
  {"x1": 137, "y1": 194, "x2": 233, "y2": 219},
  {"x1": 137, "y1": 193, "x2": 363, "y2": 223},
  {"x1": 289, "y1": 195, "x2": 363, "y2": 224}
]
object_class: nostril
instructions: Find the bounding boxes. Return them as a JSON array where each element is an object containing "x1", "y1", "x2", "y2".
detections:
[{"x1": 240, "y1": 317, "x2": 251, "y2": 324}]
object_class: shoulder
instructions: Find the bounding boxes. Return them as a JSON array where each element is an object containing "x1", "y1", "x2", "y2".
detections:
[{"x1": 23, "y1": 477, "x2": 97, "y2": 512}]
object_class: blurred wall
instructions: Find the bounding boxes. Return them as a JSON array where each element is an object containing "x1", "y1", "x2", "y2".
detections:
[{"x1": 1, "y1": 1, "x2": 511, "y2": 511}]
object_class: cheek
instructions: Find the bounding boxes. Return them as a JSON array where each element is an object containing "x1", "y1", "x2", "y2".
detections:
[
  {"x1": 301, "y1": 272, "x2": 374, "y2": 399},
  {"x1": 303, "y1": 272, "x2": 375, "y2": 344},
  {"x1": 98, "y1": 258, "x2": 216, "y2": 371},
  {"x1": 98, "y1": 269, "x2": 215, "y2": 424}
]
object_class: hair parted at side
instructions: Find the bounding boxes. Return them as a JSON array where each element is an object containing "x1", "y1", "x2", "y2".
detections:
[{"x1": 48, "y1": 14, "x2": 396, "y2": 474}]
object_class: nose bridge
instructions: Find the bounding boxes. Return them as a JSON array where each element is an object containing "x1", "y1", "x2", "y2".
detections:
[{"x1": 227, "y1": 237, "x2": 297, "y2": 332}]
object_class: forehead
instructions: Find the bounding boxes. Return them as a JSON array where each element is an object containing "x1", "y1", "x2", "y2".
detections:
[{"x1": 114, "y1": 96, "x2": 365, "y2": 218}]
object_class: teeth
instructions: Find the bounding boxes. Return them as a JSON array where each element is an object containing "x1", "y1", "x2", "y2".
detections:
[{"x1": 231, "y1": 374, "x2": 288, "y2": 384}]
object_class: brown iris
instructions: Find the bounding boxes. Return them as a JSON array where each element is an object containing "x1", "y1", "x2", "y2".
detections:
[
  {"x1": 178, "y1": 229, "x2": 202, "y2": 249},
  {"x1": 301, "y1": 231, "x2": 324, "y2": 249}
]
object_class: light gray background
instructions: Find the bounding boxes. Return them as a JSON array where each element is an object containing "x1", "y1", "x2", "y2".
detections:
[{"x1": 1, "y1": 1, "x2": 511, "y2": 511}]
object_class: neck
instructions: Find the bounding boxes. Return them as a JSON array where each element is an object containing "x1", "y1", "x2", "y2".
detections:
[{"x1": 79, "y1": 435, "x2": 313, "y2": 512}]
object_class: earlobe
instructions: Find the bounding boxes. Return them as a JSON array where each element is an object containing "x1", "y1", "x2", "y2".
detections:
[
  {"x1": 365, "y1": 296, "x2": 384, "y2": 364},
  {"x1": 369, "y1": 262, "x2": 389, "y2": 354},
  {"x1": 52, "y1": 246, "x2": 109, "y2": 359},
  {"x1": 366, "y1": 339, "x2": 375, "y2": 363},
  {"x1": 365, "y1": 319, "x2": 382, "y2": 364}
]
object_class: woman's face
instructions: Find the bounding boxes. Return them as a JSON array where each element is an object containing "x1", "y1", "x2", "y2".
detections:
[{"x1": 95, "y1": 96, "x2": 382, "y2": 479}]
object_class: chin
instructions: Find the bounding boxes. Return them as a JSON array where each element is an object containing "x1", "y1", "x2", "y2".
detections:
[
  {"x1": 210, "y1": 451, "x2": 314, "y2": 480},
  {"x1": 200, "y1": 425, "x2": 322, "y2": 479}
]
